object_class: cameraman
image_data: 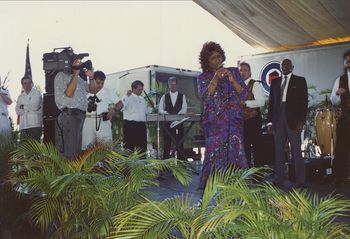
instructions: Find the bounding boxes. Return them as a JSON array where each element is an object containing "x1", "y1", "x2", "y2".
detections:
[
  {"x1": 82, "y1": 70, "x2": 123, "y2": 150},
  {"x1": 54, "y1": 58, "x2": 94, "y2": 159}
]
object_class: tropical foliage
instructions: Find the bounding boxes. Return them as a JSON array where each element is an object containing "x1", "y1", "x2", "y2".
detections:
[
  {"x1": 8, "y1": 140, "x2": 191, "y2": 238},
  {"x1": 110, "y1": 167, "x2": 350, "y2": 239}
]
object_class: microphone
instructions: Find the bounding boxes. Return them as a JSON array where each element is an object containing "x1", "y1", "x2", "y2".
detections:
[{"x1": 217, "y1": 63, "x2": 224, "y2": 70}]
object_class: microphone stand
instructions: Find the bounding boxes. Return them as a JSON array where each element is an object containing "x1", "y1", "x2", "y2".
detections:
[{"x1": 143, "y1": 90, "x2": 160, "y2": 159}]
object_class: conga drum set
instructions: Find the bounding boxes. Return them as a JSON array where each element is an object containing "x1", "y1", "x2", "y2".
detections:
[{"x1": 315, "y1": 107, "x2": 341, "y2": 156}]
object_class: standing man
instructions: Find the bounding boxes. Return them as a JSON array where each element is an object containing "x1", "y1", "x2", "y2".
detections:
[
  {"x1": 330, "y1": 50, "x2": 350, "y2": 186},
  {"x1": 122, "y1": 80, "x2": 151, "y2": 154},
  {"x1": 267, "y1": 59, "x2": 308, "y2": 188},
  {"x1": 0, "y1": 85, "x2": 12, "y2": 137},
  {"x1": 82, "y1": 70, "x2": 123, "y2": 149},
  {"x1": 15, "y1": 76, "x2": 42, "y2": 141},
  {"x1": 239, "y1": 62, "x2": 265, "y2": 167},
  {"x1": 158, "y1": 76, "x2": 188, "y2": 160},
  {"x1": 54, "y1": 59, "x2": 94, "y2": 159}
]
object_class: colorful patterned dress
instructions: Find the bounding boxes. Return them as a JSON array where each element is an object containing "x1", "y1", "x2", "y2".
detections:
[{"x1": 197, "y1": 67, "x2": 248, "y2": 188}]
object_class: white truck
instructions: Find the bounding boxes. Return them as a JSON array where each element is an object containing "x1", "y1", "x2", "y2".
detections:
[
  {"x1": 105, "y1": 65, "x2": 202, "y2": 113},
  {"x1": 105, "y1": 65, "x2": 204, "y2": 159}
]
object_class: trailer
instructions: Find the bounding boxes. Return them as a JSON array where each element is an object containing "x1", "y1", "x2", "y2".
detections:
[{"x1": 105, "y1": 65, "x2": 204, "y2": 160}]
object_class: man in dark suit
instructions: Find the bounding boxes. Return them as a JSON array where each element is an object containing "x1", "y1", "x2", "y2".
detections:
[
  {"x1": 330, "y1": 50, "x2": 350, "y2": 186},
  {"x1": 267, "y1": 59, "x2": 308, "y2": 188}
]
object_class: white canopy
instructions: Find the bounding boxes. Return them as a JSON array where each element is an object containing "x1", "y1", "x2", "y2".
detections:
[{"x1": 194, "y1": 0, "x2": 350, "y2": 50}]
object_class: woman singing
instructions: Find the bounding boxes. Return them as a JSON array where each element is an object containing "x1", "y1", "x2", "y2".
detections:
[{"x1": 197, "y1": 41, "x2": 248, "y2": 189}]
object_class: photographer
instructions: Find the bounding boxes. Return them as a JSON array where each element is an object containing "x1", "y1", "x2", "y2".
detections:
[
  {"x1": 15, "y1": 76, "x2": 42, "y2": 141},
  {"x1": 54, "y1": 57, "x2": 94, "y2": 159},
  {"x1": 82, "y1": 70, "x2": 123, "y2": 150},
  {"x1": 0, "y1": 86, "x2": 12, "y2": 137}
]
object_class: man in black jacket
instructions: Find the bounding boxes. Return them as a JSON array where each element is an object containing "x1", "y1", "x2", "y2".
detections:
[
  {"x1": 158, "y1": 76, "x2": 188, "y2": 160},
  {"x1": 267, "y1": 59, "x2": 308, "y2": 187},
  {"x1": 330, "y1": 50, "x2": 350, "y2": 186}
]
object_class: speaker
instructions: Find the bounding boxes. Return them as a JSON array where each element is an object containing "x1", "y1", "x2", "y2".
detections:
[
  {"x1": 289, "y1": 157, "x2": 333, "y2": 183},
  {"x1": 43, "y1": 93, "x2": 60, "y2": 118},
  {"x1": 43, "y1": 117, "x2": 56, "y2": 145},
  {"x1": 44, "y1": 71, "x2": 58, "y2": 94}
]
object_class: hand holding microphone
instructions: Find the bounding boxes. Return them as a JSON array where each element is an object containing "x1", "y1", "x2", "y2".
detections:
[
  {"x1": 214, "y1": 63, "x2": 227, "y2": 81},
  {"x1": 214, "y1": 63, "x2": 234, "y2": 82}
]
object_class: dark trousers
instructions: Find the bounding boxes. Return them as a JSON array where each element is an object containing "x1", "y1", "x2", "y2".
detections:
[
  {"x1": 274, "y1": 103, "x2": 305, "y2": 185},
  {"x1": 333, "y1": 116, "x2": 350, "y2": 182},
  {"x1": 123, "y1": 120, "x2": 147, "y2": 154},
  {"x1": 20, "y1": 127, "x2": 42, "y2": 141},
  {"x1": 244, "y1": 115, "x2": 262, "y2": 167},
  {"x1": 162, "y1": 122, "x2": 185, "y2": 160},
  {"x1": 55, "y1": 109, "x2": 86, "y2": 160}
]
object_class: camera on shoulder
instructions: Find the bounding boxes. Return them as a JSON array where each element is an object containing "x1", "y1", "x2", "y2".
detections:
[{"x1": 43, "y1": 47, "x2": 90, "y2": 73}]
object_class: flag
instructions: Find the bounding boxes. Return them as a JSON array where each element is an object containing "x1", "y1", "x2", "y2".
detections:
[{"x1": 24, "y1": 39, "x2": 32, "y2": 79}]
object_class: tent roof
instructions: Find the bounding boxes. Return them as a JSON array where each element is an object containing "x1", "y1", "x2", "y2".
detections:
[{"x1": 194, "y1": 0, "x2": 350, "y2": 51}]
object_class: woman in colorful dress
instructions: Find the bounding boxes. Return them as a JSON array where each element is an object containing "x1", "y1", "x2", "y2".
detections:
[{"x1": 197, "y1": 41, "x2": 248, "y2": 189}]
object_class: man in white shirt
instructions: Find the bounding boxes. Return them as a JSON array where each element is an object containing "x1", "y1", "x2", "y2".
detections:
[
  {"x1": 15, "y1": 76, "x2": 42, "y2": 141},
  {"x1": 82, "y1": 71, "x2": 123, "y2": 149},
  {"x1": 330, "y1": 50, "x2": 350, "y2": 186},
  {"x1": 239, "y1": 62, "x2": 266, "y2": 167},
  {"x1": 122, "y1": 80, "x2": 151, "y2": 154},
  {"x1": 158, "y1": 76, "x2": 188, "y2": 160},
  {"x1": 0, "y1": 85, "x2": 12, "y2": 137}
]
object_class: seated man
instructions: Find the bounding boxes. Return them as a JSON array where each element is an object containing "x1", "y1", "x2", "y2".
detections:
[
  {"x1": 82, "y1": 70, "x2": 123, "y2": 149},
  {"x1": 158, "y1": 76, "x2": 187, "y2": 160}
]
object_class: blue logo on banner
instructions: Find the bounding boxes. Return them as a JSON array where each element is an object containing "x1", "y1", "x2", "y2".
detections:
[{"x1": 259, "y1": 61, "x2": 281, "y2": 95}]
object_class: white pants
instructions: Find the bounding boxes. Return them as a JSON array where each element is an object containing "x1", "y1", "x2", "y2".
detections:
[{"x1": 82, "y1": 117, "x2": 113, "y2": 150}]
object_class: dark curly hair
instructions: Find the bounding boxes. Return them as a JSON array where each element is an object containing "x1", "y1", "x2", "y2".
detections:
[{"x1": 199, "y1": 41, "x2": 226, "y2": 72}]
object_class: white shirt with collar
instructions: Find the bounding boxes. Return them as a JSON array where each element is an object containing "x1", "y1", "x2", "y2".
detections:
[
  {"x1": 158, "y1": 91, "x2": 188, "y2": 114},
  {"x1": 330, "y1": 70, "x2": 350, "y2": 106},
  {"x1": 281, "y1": 73, "x2": 292, "y2": 102},
  {"x1": 15, "y1": 87, "x2": 42, "y2": 130},
  {"x1": 244, "y1": 78, "x2": 266, "y2": 108},
  {"x1": 122, "y1": 93, "x2": 149, "y2": 122}
]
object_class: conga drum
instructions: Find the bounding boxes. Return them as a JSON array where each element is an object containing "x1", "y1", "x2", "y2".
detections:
[{"x1": 315, "y1": 108, "x2": 341, "y2": 155}]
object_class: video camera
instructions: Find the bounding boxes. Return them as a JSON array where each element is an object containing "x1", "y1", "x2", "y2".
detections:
[{"x1": 43, "y1": 47, "x2": 90, "y2": 73}]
